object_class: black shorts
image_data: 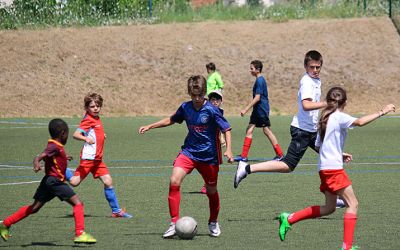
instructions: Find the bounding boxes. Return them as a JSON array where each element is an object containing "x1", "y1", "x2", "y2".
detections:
[
  {"x1": 281, "y1": 126, "x2": 318, "y2": 170},
  {"x1": 33, "y1": 175, "x2": 76, "y2": 203},
  {"x1": 249, "y1": 113, "x2": 271, "y2": 127}
]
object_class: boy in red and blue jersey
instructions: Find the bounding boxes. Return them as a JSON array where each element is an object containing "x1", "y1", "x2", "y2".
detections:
[
  {"x1": 0, "y1": 119, "x2": 96, "y2": 244},
  {"x1": 66, "y1": 93, "x2": 132, "y2": 218},
  {"x1": 139, "y1": 75, "x2": 234, "y2": 238}
]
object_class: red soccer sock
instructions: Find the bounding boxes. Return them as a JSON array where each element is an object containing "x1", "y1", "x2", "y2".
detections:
[
  {"x1": 342, "y1": 213, "x2": 357, "y2": 250},
  {"x1": 287, "y1": 206, "x2": 321, "y2": 225},
  {"x1": 3, "y1": 205, "x2": 34, "y2": 227},
  {"x1": 241, "y1": 137, "x2": 252, "y2": 158},
  {"x1": 73, "y1": 203, "x2": 85, "y2": 236},
  {"x1": 207, "y1": 191, "x2": 220, "y2": 223},
  {"x1": 168, "y1": 185, "x2": 181, "y2": 223},
  {"x1": 273, "y1": 144, "x2": 284, "y2": 157}
]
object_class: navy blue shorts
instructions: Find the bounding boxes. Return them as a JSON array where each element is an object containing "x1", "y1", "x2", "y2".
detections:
[
  {"x1": 281, "y1": 126, "x2": 318, "y2": 170},
  {"x1": 33, "y1": 175, "x2": 76, "y2": 203},
  {"x1": 249, "y1": 113, "x2": 271, "y2": 127}
]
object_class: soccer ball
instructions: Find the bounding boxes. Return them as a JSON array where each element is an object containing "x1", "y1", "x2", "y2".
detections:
[{"x1": 175, "y1": 216, "x2": 198, "y2": 240}]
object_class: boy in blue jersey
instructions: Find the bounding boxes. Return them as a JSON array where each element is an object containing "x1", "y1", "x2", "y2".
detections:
[
  {"x1": 138, "y1": 75, "x2": 234, "y2": 239},
  {"x1": 235, "y1": 60, "x2": 284, "y2": 162}
]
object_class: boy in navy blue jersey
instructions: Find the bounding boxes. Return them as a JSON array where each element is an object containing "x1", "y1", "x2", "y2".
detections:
[
  {"x1": 139, "y1": 75, "x2": 234, "y2": 238},
  {"x1": 235, "y1": 60, "x2": 283, "y2": 162}
]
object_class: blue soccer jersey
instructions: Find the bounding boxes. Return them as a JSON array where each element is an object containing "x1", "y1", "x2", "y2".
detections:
[
  {"x1": 252, "y1": 76, "x2": 270, "y2": 117},
  {"x1": 171, "y1": 101, "x2": 231, "y2": 165}
]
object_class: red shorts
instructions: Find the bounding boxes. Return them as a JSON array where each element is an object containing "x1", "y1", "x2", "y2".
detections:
[
  {"x1": 319, "y1": 169, "x2": 352, "y2": 194},
  {"x1": 74, "y1": 160, "x2": 109, "y2": 180},
  {"x1": 173, "y1": 153, "x2": 219, "y2": 186}
]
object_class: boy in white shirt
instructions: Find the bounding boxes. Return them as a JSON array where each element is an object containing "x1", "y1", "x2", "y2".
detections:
[{"x1": 234, "y1": 50, "x2": 327, "y2": 186}]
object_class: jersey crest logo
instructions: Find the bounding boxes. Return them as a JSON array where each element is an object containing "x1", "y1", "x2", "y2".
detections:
[{"x1": 200, "y1": 115, "x2": 209, "y2": 124}]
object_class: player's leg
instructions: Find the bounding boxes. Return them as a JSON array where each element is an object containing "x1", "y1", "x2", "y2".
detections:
[
  {"x1": 234, "y1": 124, "x2": 255, "y2": 162},
  {"x1": 197, "y1": 163, "x2": 221, "y2": 237},
  {"x1": 66, "y1": 195, "x2": 96, "y2": 244},
  {"x1": 277, "y1": 191, "x2": 336, "y2": 242},
  {"x1": 262, "y1": 126, "x2": 284, "y2": 160},
  {"x1": 98, "y1": 172, "x2": 133, "y2": 219},
  {"x1": 337, "y1": 185, "x2": 358, "y2": 250},
  {"x1": 69, "y1": 161, "x2": 91, "y2": 187},
  {"x1": 1, "y1": 200, "x2": 43, "y2": 241},
  {"x1": 163, "y1": 154, "x2": 192, "y2": 238}
]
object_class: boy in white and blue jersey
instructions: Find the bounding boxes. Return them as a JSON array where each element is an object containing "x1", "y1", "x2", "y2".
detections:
[{"x1": 139, "y1": 75, "x2": 234, "y2": 239}]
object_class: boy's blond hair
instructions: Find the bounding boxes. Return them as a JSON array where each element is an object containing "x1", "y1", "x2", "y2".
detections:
[{"x1": 84, "y1": 93, "x2": 103, "y2": 108}]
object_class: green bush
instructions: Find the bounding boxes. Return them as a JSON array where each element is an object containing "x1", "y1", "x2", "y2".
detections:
[{"x1": 0, "y1": 0, "x2": 390, "y2": 29}]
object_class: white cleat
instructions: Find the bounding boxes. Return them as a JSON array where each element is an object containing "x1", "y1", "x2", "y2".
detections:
[
  {"x1": 208, "y1": 221, "x2": 221, "y2": 237},
  {"x1": 162, "y1": 223, "x2": 176, "y2": 239},
  {"x1": 234, "y1": 161, "x2": 248, "y2": 189}
]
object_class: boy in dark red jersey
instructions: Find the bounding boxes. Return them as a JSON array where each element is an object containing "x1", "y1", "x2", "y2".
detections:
[
  {"x1": 0, "y1": 119, "x2": 96, "y2": 244},
  {"x1": 139, "y1": 75, "x2": 234, "y2": 238},
  {"x1": 66, "y1": 93, "x2": 132, "y2": 218}
]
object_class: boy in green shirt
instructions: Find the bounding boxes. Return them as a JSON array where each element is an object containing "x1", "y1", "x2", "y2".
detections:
[{"x1": 206, "y1": 62, "x2": 224, "y2": 95}]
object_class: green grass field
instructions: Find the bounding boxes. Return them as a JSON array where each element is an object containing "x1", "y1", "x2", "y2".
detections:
[{"x1": 0, "y1": 116, "x2": 399, "y2": 249}]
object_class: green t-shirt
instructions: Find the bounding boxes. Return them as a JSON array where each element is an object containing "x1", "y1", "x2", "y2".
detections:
[{"x1": 206, "y1": 71, "x2": 224, "y2": 95}]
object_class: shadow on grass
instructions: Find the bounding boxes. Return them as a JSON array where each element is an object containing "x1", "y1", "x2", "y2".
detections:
[{"x1": 18, "y1": 241, "x2": 93, "y2": 247}]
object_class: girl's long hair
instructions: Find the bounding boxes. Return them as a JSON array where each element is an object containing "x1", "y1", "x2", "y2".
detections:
[{"x1": 318, "y1": 87, "x2": 347, "y2": 142}]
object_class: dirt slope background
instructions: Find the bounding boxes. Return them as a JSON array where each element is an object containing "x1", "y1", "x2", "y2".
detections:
[{"x1": 0, "y1": 17, "x2": 399, "y2": 117}]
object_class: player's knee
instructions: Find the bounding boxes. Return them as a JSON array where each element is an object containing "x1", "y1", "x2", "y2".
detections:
[
  {"x1": 205, "y1": 185, "x2": 217, "y2": 194},
  {"x1": 69, "y1": 176, "x2": 81, "y2": 187}
]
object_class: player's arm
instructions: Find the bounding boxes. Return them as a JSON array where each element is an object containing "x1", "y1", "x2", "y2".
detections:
[
  {"x1": 138, "y1": 117, "x2": 175, "y2": 134},
  {"x1": 240, "y1": 94, "x2": 260, "y2": 116},
  {"x1": 301, "y1": 98, "x2": 327, "y2": 111},
  {"x1": 73, "y1": 130, "x2": 94, "y2": 144},
  {"x1": 223, "y1": 129, "x2": 234, "y2": 163},
  {"x1": 352, "y1": 104, "x2": 395, "y2": 127},
  {"x1": 33, "y1": 152, "x2": 46, "y2": 173}
]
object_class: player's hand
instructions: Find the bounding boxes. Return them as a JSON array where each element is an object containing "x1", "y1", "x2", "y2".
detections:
[
  {"x1": 343, "y1": 152, "x2": 353, "y2": 164},
  {"x1": 240, "y1": 109, "x2": 246, "y2": 117},
  {"x1": 33, "y1": 162, "x2": 42, "y2": 173},
  {"x1": 224, "y1": 151, "x2": 234, "y2": 163},
  {"x1": 382, "y1": 104, "x2": 396, "y2": 115},
  {"x1": 85, "y1": 136, "x2": 95, "y2": 144},
  {"x1": 138, "y1": 126, "x2": 150, "y2": 134}
]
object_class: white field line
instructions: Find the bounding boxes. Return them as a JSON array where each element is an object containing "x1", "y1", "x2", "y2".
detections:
[
  {"x1": 1, "y1": 162, "x2": 399, "y2": 186},
  {"x1": 1, "y1": 162, "x2": 400, "y2": 171},
  {"x1": 0, "y1": 181, "x2": 41, "y2": 186}
]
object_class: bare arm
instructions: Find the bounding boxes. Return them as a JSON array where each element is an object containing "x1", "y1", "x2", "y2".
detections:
[
  {"x1": 73, "y1": 130, "x2": 95, "y2": 144},
  {"x1": 240, "y1": 94, "x2": 261, "y2": 116},
  {"x1": 352, "y1": 104, "x2": 395, "y2": 127},
  {"x1": 223, "y1": 130, "x2": 234, "y2": 163},
  {"x1": 138, "y1": 117, "x2": 175, "y2": 134},
  {"x1": 302, "y1": 98, "x2": 327, "y2": 111}
]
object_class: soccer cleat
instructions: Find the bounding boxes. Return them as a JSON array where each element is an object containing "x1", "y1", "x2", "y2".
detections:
[
  {"x1": 112, "y1": 208, "x2": 133, "y2": 218},
  {"x1": 234, "y1": 161, "x2": 248, "y2": 189},
  {"x1": 341, "y1": 246, "x2": 359, "y2": 250},
  {"x1": 74, "y1": 232, "x2": 96, "y2": 244},
  {"x1": 276, "y1": 212, "x2": 291, "y2": 241},
  {"x1": 233, "y1": 155, "x2": 248, "y2": 162},
  {"x1": 273, "y1": 155, "x2": 284, "y2": 161},
  {"x1": 336, "y1": 198, "x2": 346, "y2": 208},
  {"x1": 200, "y1": 185, "x2": 207, "y2": 194},
  {"x1": 208, "y1": 221, "x2": 221, "y2": 237},
  {"x1": 162, "y1": 223, "x2": 176, "y2": 239},
  {"x1": 0, "y1": 222, "x2": 10, "y2": 241}
]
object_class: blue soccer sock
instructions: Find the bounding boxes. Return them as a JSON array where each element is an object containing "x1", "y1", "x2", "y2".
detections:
[
  {"x1": 65, "y1": 168, "x2": 74, "y2": 181},
  {"x1": 104, "y1": 187, "x2": 121, "y2": 214}
]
